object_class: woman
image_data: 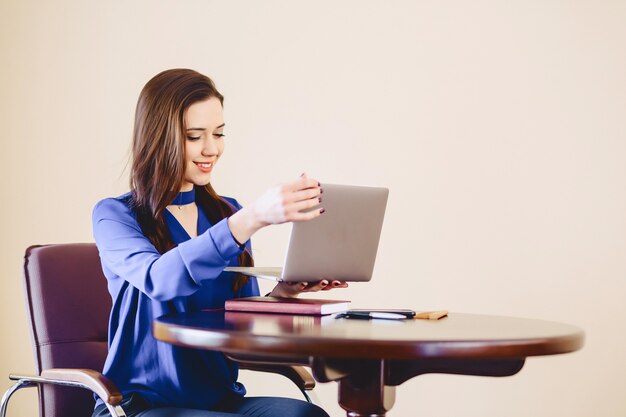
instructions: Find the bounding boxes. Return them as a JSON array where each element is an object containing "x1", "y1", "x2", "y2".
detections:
[{"x1": 92, "y1": 68, "x2": 346, "y2": 417}]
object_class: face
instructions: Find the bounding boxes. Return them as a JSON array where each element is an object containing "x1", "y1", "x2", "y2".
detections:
[{"x1": 181, "y1": 97, "x2": 225, "y2": 191}]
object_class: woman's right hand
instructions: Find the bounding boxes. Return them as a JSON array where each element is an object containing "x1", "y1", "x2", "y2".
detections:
[
  {"x1": 251, "y1": 175, "x2": 323, "y2": 226},
  {"x1": 228, "y1": 174, "x2": 324, "y2": 244}
]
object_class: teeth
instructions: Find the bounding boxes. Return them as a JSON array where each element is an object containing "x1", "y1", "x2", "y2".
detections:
[{"x1": 197, "y1": 162, "x2": 212, "y2": 168}]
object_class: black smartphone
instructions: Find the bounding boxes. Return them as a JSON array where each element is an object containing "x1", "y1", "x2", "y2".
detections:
[
  {"x1": 348, "y1": 309, "x2": 415, "y2": 317},
  {"x1": 336, "y1": 309, "x2": 416, "y2": 320}
]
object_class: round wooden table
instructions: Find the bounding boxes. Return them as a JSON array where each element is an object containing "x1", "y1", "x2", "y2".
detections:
[{"x1": 154, "y1": 311, "x2": 584, "y2": 417}]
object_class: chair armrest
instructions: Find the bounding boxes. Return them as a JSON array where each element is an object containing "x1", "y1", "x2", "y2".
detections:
[
  {"x1": 228, "y1": 357, "x2": 315, "y2": 391},
  {"x1": 10, "y1": 368, "x2": 122, "y2": 405}
]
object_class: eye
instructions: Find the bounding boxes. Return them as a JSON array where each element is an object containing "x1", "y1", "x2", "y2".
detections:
[
  {"x1": 214, "y1": 133, "x2": 225, "y2": 138},
  {"x1": 187, "y1": 136, "x2": 201, "y2": 141}
]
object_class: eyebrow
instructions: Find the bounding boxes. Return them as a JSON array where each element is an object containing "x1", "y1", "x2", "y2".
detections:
[{"x1": 186, "y1": 123, "x2": 225, "y2": 132}]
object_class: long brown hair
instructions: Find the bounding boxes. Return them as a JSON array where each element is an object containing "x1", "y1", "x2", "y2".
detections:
[{"x1": 130, "y1": 68, "x2": 252, "y2": 293}]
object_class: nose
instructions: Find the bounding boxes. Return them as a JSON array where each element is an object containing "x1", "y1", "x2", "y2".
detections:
[{"x1": 201, "y1": 136, "x2": 219, "y2": 157}]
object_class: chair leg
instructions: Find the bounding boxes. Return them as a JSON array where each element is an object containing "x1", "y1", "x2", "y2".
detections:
[
  {"x1": 0, "y1": 380, "x2": 36, "y2": 417},
  {"x1": 0, "y1": 379, "x2": 126, "y2": 417},
  {"x1": 300, "y1": 389, "x2": 312, "y2": 404},
  {"x1": 305, "y1": 389, "x2": 320, "y2": 405},
  {"x1": 105, "y1": 404, "x2": 127, "y2": 417}
]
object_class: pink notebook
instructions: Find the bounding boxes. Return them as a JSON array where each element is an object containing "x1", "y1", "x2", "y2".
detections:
[{"x1": 225, "y1": 296, "x2": 350, "y2": 316}]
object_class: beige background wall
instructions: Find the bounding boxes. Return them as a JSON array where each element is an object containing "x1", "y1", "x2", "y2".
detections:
[{"x1": 1, "y1": 1, "x2": 625, "y2": 416}]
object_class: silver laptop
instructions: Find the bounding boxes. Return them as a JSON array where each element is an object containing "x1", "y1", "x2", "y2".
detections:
[{"x1": 225, "y1": 183, "x2": 389, "y2": 282}]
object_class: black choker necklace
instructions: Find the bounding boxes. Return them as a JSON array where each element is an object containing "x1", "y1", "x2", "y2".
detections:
[{"x1": 172, "y1": 188, "x2": 196, "y2": 209}]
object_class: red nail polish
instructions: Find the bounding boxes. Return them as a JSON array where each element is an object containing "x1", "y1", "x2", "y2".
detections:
[{"x1": 320, "y1": 208, "x2": 326, "y2": 214}]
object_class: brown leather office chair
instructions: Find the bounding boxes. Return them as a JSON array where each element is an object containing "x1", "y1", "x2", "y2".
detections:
[{"x1": 1, "y1": 244, "x2": 315, "y2": 417}]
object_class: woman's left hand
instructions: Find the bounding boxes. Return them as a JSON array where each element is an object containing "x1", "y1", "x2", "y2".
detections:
[{"x1": 269, "y1": 280, "x2": 349, "y2": 298}]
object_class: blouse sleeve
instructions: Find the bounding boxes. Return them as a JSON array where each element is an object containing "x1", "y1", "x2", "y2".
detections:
[{"x1": 92, "y1": 197, "x2": 245, "y2": 302}]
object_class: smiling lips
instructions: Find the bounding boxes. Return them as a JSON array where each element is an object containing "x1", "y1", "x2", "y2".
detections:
[{"x1": 195, "y1": 161, "x2": 214, "y2": 173}]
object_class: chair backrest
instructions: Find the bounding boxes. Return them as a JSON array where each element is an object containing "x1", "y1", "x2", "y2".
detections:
[{"x1": 24, "y1": 244, "x2": 111, "y2": 417}]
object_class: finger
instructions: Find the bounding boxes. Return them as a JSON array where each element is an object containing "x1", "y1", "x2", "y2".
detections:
[
  {"x1": 288, "y1": 207, "x2": 324, "y2": 222},
  {"x1": 283, "y1": 197, "x2": 324, "y2": 222},
  {"x1": 286, "y1": 196, "x2": 322, "y2": 215},
  {"x1": 318, "y1": 280, "x2": 343, "y2": 290},
  {"x1": 290, "y1": 176, "x2": 320, "y2": 192},
  {"x1": 301, "y1": 178, "x2": 321, "y2": 190},
  {"x1": 302, "y1": 280, "x2": 329, "y2": 292},
  {"x1": 291, "y1": 187, "x2": 321, "y2": 203},
  {"x1": 280, "y1": 187, "x2": 320, "y2": 206}
]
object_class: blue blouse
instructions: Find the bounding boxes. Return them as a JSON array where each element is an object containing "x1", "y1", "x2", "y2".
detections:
[{"x1": 92, "y1": 192, "x2": 259, "y2": 409}]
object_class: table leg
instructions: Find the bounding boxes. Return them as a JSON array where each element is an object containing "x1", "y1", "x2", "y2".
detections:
[{"x1": 312, "y1": 359, "x2": 395, "y2": 417}]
